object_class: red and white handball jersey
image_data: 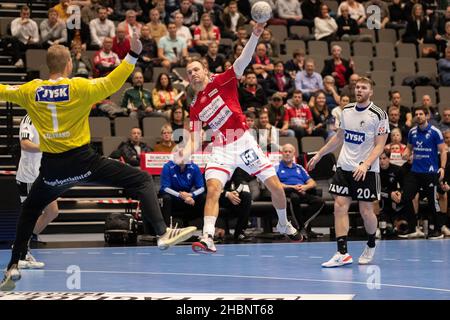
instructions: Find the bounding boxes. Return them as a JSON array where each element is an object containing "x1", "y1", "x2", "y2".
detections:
[{"x1": 189, "y1": 66, "x2": 249, "y2": 145}]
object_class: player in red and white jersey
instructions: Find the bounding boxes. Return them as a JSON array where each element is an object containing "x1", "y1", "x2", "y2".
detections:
[{"x1": 176, "y1": 23, "x2": 302, "y2": 254}]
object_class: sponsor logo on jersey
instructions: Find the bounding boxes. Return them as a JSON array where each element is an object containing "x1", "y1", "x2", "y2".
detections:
[
  {"x1": 209, "y1": 105, "x2": 232, "y2": 131},
  {"x1": 344, "y1": 129, "x2": 365, "y2": 144},
  {"x1": 208, "y1": 88, "x2": 218, "y2": 97},
  {"x1": 35, "y1": 85, "x2": 70, "y2": 102},
  {"x1": 378, "y1": 125, "x2": 387, "y2": 135},
  {"x1": 329, "y1": 183, "x2": 349, "y2": 195},
  {"x1": 199, "y1": 95, "x2": 225, "y2": 121}
]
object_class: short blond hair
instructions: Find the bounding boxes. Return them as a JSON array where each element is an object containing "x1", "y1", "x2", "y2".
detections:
[
  {"x1": 47, "y1": 45, "x2": 70, "y2": 74},
  {"x1": 356, "y1": 76, "x2": 374, "y2": 89},
  {"x1": 161, "y1": 123, "x2": 173, "y2": 134}
]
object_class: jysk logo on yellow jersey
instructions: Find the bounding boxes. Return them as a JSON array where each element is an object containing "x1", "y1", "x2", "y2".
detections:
[{"x1": 35, "y1": 85, "x2": 70, "y2": 103}]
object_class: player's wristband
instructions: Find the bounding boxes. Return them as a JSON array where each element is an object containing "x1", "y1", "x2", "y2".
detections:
[{"x1": 129, "y1": 50, "x2": 139, "y2": 58}]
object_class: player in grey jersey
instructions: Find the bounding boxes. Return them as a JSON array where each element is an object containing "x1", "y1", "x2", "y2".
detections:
[{"x1": 308, "y1": 77, "x2": 389, "y2": 267}]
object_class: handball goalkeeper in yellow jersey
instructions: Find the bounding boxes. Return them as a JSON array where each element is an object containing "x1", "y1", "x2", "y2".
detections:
[{"x1": 0, "y1": 33, "x2": 196, "y2": 291}]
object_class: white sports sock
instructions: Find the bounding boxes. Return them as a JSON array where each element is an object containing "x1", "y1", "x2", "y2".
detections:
[
  {"x1": 276, "y1": 208, "x2": 288, "y2": 226},
  {"x1": 203, "y1": 216, "x2": 217, "y2": 236}
]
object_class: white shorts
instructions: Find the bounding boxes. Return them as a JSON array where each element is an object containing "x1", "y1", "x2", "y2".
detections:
[{"x1": 204, "y1": 131, "x2": 276, "y2": 187}]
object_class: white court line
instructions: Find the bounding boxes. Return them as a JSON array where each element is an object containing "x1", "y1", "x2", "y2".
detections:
[
  {"x1": 136, "y1": 253, "x2": 151, "y2": 255},
  {"x1": 235, "y1": 255, "x2": 249, "y2": 257},
  {"x1": 309, "y1": 256, "x2": 323, "y2": 259},
  {"x1": 187, "y1": 254, "x2": 200, "y2": 256},
  {"x1": 39, "y1": 269, "x2": 450, "y2": 294},
  {"x1": 432, "y1": 260, "x2": 444, "y2": 263},
  {"x1": 407, "y1": 259, "x2": 421, "y2": 262},
  {"x1": 382, "y1": 258, "x2": 398, "y2": 261},
  {"x1": 112, "y1": 253, "x2": 126, "y2": 255},
  {"x1": 61, "y1": 252, "x2": 77, "y2": 254},
  {"x1": 87, "y1": 252, "x2": 101, "y2": 255},
  {"x1": 212, "y1": 254, "x2": 224, "y2": 257},
  {"x1": 285, "y1": 256, "x2": 299, "y2": 258},
  {"x1": 261, "y1": 255, "x2": 274, "y2": 258}
]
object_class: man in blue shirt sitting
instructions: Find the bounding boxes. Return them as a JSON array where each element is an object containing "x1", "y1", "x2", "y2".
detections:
[
  {"x1": 160, "y1": 158, "x2": 206, "y2": 227},
  {"x1": 402, "y1": 106, "x2": 447, "y2": 239},
  {"x1": 276, "y1": 143, "x2": 325, "y2": 240}
]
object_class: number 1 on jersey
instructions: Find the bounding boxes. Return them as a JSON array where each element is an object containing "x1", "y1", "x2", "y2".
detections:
[{"x1": 47, "y1": 104, "x2": 59, "y2": 132}]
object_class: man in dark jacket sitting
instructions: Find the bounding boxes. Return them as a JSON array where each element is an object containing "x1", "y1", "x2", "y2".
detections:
[{"x1": 110, "y1": 127, "x2": 153, "y2": 167}]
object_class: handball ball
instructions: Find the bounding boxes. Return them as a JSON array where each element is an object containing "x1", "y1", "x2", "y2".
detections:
[{"x1": 251, "y1": 1, "x2": 272, "y2": 23}]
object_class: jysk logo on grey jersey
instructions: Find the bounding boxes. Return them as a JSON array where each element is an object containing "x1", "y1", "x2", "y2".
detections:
[
  {"x1": 344, "y1": 129, "x2": 365, "y2": 144},
  {"x1": 35, "y1": 85, "x2": 70, "y2": 103}
]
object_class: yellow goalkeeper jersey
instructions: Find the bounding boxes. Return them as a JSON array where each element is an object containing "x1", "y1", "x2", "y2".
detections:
[{"x1": 0, "y1": 58, "x2": 135, "y2": 153}]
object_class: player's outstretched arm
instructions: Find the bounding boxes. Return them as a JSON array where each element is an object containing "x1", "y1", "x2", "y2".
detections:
[
  {"x1": 0, "y1": 83, "x2": 27, "y2": 107},
  {"x1": 85, "y1": 32, "x2": 143, "y2": 102},
  {"x1": 307, "y1": 128, "x2": 344, "y2": 170},
  {"x1": 233, "y1": 22, "x2": 266, "y2": 78}
]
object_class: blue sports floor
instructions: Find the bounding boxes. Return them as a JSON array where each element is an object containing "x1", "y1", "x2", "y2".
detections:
[{"x1": 1, "y1": 240, "x2": 449, "y2": 300}]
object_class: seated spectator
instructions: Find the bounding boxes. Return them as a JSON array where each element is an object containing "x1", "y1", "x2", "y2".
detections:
[
  {"x1": 198, "y1": 0, "x2": 223, "y2": 28},
  {"x1": 170, "y1": 105, "x2": 189, "y2": 143},
  {"x1": 153, "y1": 124, "x2": 177, "y2": 152},
  {"x1": 336, "y1": 4, "x2": 372, "y2": 43},
  {"x1": 439, "y1": 107, "x2": 450, "y2": 133},
  {"x1": 331, "y1": 94, "x2": 350, "y2": 128},
  {"x1": 174, "y1": 12, "x2": 193, "y2": 49},
  {"x1": 266, "y1": 93, "x2": 295, "y2": 137},
  {"x1": 193, "y1": 13, "x2": 221, "y2": 55},
  {"x1": 121, "y1": 71, "x2": 165, "y2": 121},
  {"x1": 322, "y1": 45, "x2": 353, "y2": 89},
  {"x1": 337, "y1": 0, "x2": 366, "y2": 26},
  {"x1": 110, "y1": 127, "x2": 152, "y2": 166},
  {"x1": 137, "y1": 25, "x2": 158, "y2": 82},
  {"x1": 339, "y1": 73, "x2": 358, "y2": 102},
  {"x1": 301, "y1": 0, "x2": 322, "y2": 28},
  {"x1": 387, "y1": 0, "x2": 407, "y2": 30},
  {"x1": 81, "y1": 0, "x2": 100, "y2": 25},
  {"x1": 387, "y1": 90, "x2": 412, "y2": 130},
  {"x1": 419, "y1": 94, "x2": 441, "y2": 126},
  {"x1": 170, "y1": 0, "x2": 200, "y2": 31},
  {"x1": 259, "y1": 29, "x2": 280, "y2": 58},
  {"x1": 314, "y1": 4, "x2": 338, "y2": 41},
  {"x1": 284, "y1": 49, "x2": 306, "y2": 79},
  {"x1": 309, "y1": 90, "x2": 335, "y2": 139},
  {"x1": 276, "y1": 0, "x2": 306, "y2": 28},
  {"x1": 238, "y1": 71, "x2": 267, "y2": 113},
  {"x1": 158, "y1": 22, "x2": 188, "y2": 70},
  {"x1": 295, "y1": 58, "x2": 324, "y2": 101},
  {"x1": 255, "y1": 110, "x2": 281, "y2": 152},
  {"x1": 71, "y1": 41, "x2": 92, "y2": 78},
  {"x1": 159, "y1": 158, "x2": 206, "y2": 227},
  {"x1": 433, "y1": 6, "x2": 450, "y2": 56},
  {"x1": 322, "y1": 75, "x2": 341, "y2": 110},
  {"x1": 118, "y1": 9, "x2": 143, "y2": 38},
  {"x1": 387, "y1": 105, "x2": 408, "y2": 144},
  {"x1": 378, "y1": 150, "x2": 416, "y2": 237},
  {"x1": 384, "y1": 128, "x2": 407, "y2": 166},
  {"x1": 276, "y1": 143, "x2": 325, "y2": 239},
  {"x1": 205, "y1": 42, "x2": 226, "y2": 74},
  {"x1": 10, "y1": 5, "x2": 40, "y2": 67},
  {"x1": 229, "y1": 43, "x2": 244, "y2": 63},
  {"x1": 93, "y1": 37, "x2": 120, "y2": 77},
  {"x1": 115, "y1": 0, "x2": 142, "y2": 22},
  {"x1": 283, "y1": 89, "x2": 315, "y2": 141},
  {"x1": 251, "y1": 43, "x2": 274, "y2": 80},
  {"x1": 147, "y1": 8, "x2": 168, "y2": 45},
  {"x1": 402, "y1": 4, "x2": 433, "y2": 45},
  {"x1": 263, "y1": 61, "x2": 295, "y2": 100},
  {"x1": 152, "y1": 72, "x2": 183, "y2": 112},
  {"x1": 221, "y1": 1, "x2": 248, "y2": 40},
  {"x1": 154, "y1": 0, "x2": 169, "y2": 24},
  {"x1": 233, "y1": 27, "x2": 249, "y2": 49},
  {"x1": 438, "y1": 46, "x2": 450, "y2": 86},
  {"x1": 218, "y1": 168, "x2": 253, "y2": 241},
  {"x1": 112, "y1": 25, "x2": 131, "y2": 60},
  {"x1": 89, "y1": 6, "x2": 115, "y2": 49},
  {"x1": 40, "y1": 8, "x2": 67, "y2": 49}
]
